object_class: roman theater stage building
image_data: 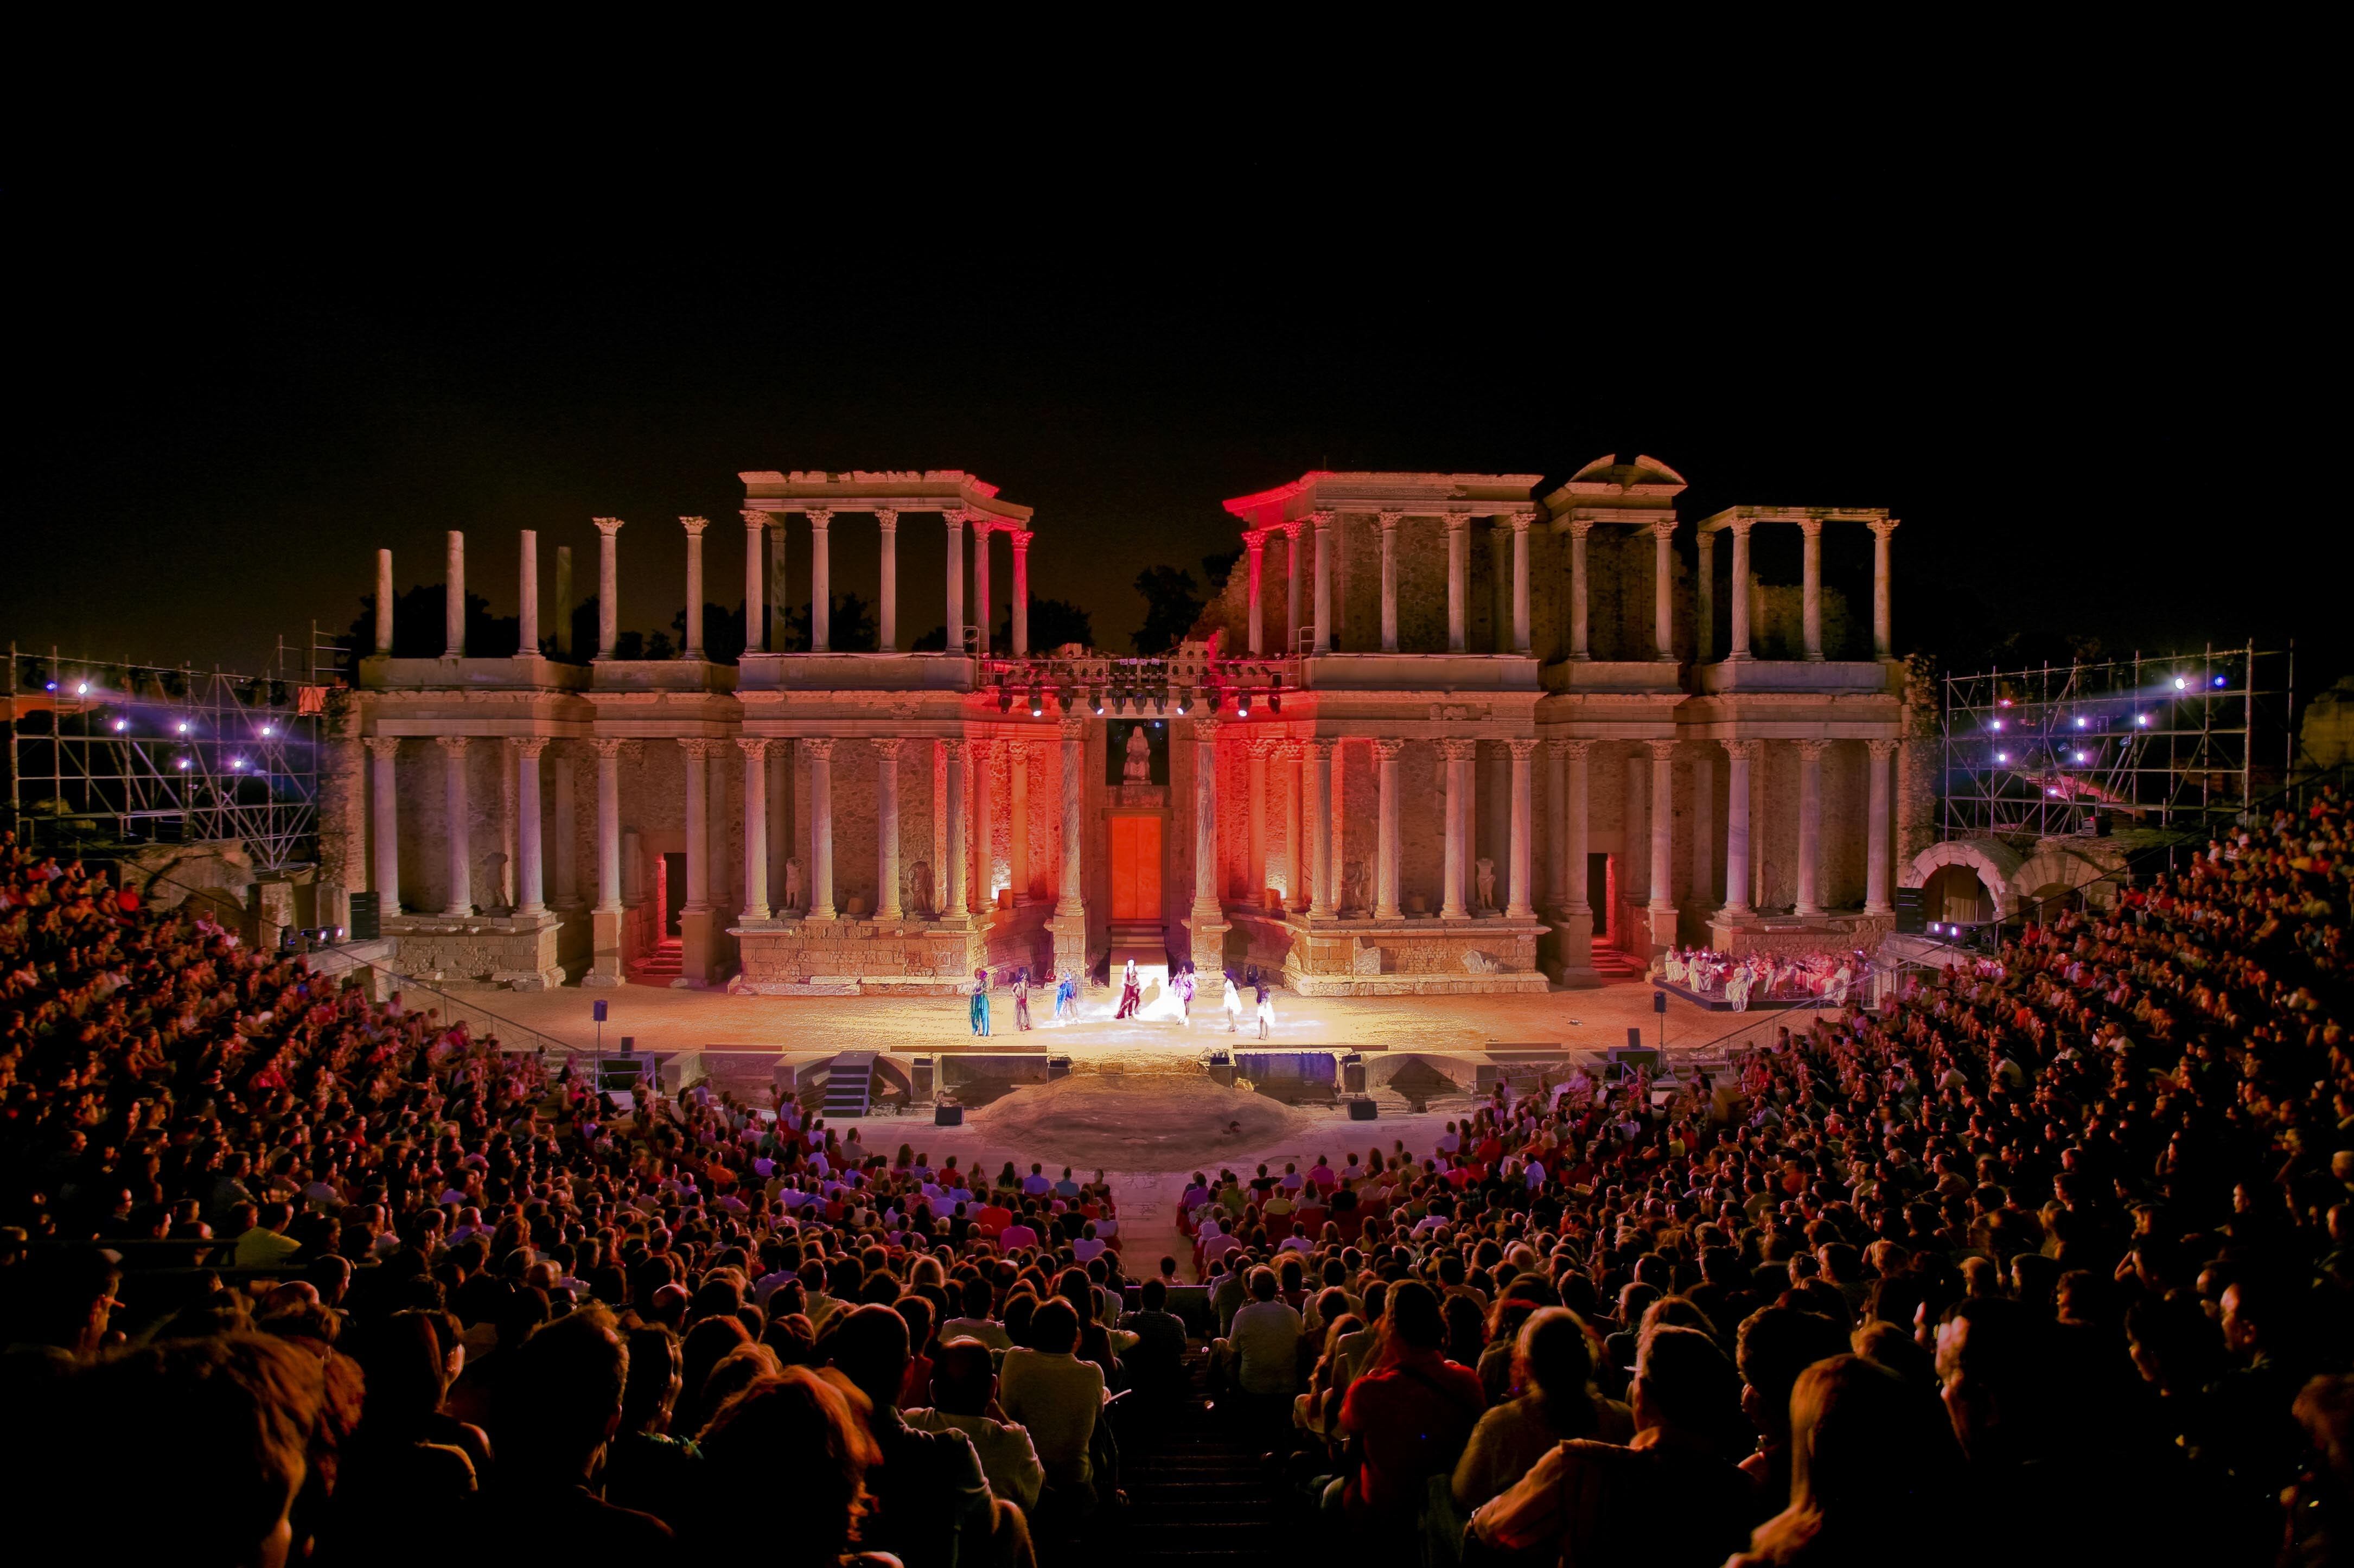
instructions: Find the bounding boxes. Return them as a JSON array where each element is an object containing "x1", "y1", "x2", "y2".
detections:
[{"x1": 320, "y1": 458, "x2": 1923, "y2": 996}]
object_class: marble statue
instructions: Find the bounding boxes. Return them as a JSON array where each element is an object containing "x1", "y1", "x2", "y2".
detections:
[
  {"x1": 784, "y1": 857, "x2": 803, "y2": 913},
  {"x1": 1124, "y1": 724, "x2": 1152, "y2": 782},
  {"x1": 909, "y1": 859, "x2": 935, "y2": 917},
  {"x1": 1476, "y1": 857, "x2": 1497, "y2": 913}
]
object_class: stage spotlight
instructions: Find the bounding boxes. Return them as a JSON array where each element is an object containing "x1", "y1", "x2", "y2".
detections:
[
  {"x1": 2212, "y1": 675, "x2": 2227, "y2": 688},
  {"x1": 2073, "y1": 751, "x2": 2087, "y2": 762},
  {"x1": 44, "y1": 681, "x2": 57, "y2": 692},
  {"x1": 1091, "y1": 689, "x2": 1105, "y2": 715},
  {"x1": 2074, "y1": 716, "x2": 2087, "y2": 728},
  {"x1": 1235, "y1": 691, "x2": 1251, "y2": 718},
  {"x1": 996, "y1": 684, "x2": 1013, "y2": 713},
  {"x1": 260, "y1": 724, "x2": 274, "y2": 737},
  {"x1": 75, "y1": 682, "x2": 88, "y2": 696},
  {"x1": 1206, "y1": 688, "x2": 1223, "y2": 715},
  {"x1": 1028, "y1": 684, "x2": 1043, "y2": 717},
  {"x1": 1994, "y1": 751, "x2": 2007, "y2": 762},
  {"x1": 177, "y1": 721, "x2": 190, "y2": 734},
  {"x1": 1175, "y1": 687, "x2": 1192, "y2": 715},
  {"x1": 1989, "y1": 719, "x2": 2004, "y2": 731},
  {"x1": 2173, "y1": 676, "x2": 2187, "y2": 690},
  {"x1": 175, "y1": 757, "x2": 190, "y2": 770},
  {"x1": 2136, "y1": 713, "x2": 2151, "y2": 726},
  {"x1": 113, "y1": 719, "x2": 127, "y2": 732},
  {"x1": 230, "y1": 757, "x2": 245, "y2": 770}
]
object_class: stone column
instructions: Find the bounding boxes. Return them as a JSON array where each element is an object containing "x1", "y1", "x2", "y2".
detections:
[
  {"x1": 1647, "y1": 740, "x2": 1676, "y2": 912},
  {"x1": 943, "y1": 511, "x2": 965, "y2": 654},
  {"x1": 1870, "y1": 519, "x2": 1897, "y2": 659},
  {"x1": 679, "y1": 516, "x2": 708, "y2": 659},
  {"x1": 1866, "y1": 739, "x2": 1897, "y2": 914},
  {"x1": 1373, "y1": 513, "x2": 1401, "y2": 653},
  {"x1": 499, "y1": 744, "x2": 518, "y2": 913},
  {"x1": 1234, "y1": 737, "x2": 1261, "y2": 904},
  {"x1": 552, "y1": 748, "x2": 579, "y2": 901},
  {"x1": 1247, "y1": 532, "x2": 1266, "y2": 656},
  {"x1": 438, "y1": 736, "x2": 471, "y2": 914},
  {"x1": 518, "y1": 530, "x2": 539, "y2": 654},
  {"x1": 707, "y1": 740, "x2": 730, "y2": 914},
  {"x1": 767, "y1": 741, "x2": 792, "y2": 910},
  {"x1": 807, "y1": 510, "x2": 833, "y2": 653},
  {"x1": 681, "y1": 741, "x2": 710, "y2": 913},
  {"x1": 1057, "y1": 721, "x2": 1084, "y2": 917},
  {"x1": 1507, "y1": 738, "x2": 1536, "y2": 919},
  {"x1": 1309, "y1": 739, "x2": 1335, "y2": 918},
  {"x1": 556, "y1": 546, "x2": 574, "y2": 656},
  {"x1": 874, "y1": 737, "x2": 903, "y2": 919},
  {"x1": 807, "y1": 738, "x2": 837, "y2": 920},
  {"x1": 512, "y1": 739, "x2": 547, "y2": 914},
  {"x1": 1010, "y1": 530, "x2": 1031, "y2": 655},
  {"x1": 768, "y1": 517, "x2": 789, "y2": 653},
  {"x1": 374, "y1": 550, "x2": 394, "y2": 654},
  {"x1": 1511, "y1": 514, "x2": 1532, "y2": 655},
  {"x1": 1311, "y1": 511, "x2": 1334, "y2": 655},
  {"x1": 444, "y1": 531, "x2": 467, "y2": 657},
  {"x1": 588, "y1": 738, "x2": 626, "y2": 985},
  {"x1": 1446, "y1": 512, "x2": 1470, "y2": 653},
  {"x1": 1490, "y1": 522, "x2": 1511, "y2": 654},
  {"x1": 1190, "y1": 719, "x2": 1227, "y2": 967},
  {"x1": 876, "y1": 509, "x2": 899, "y2": 652},
  {"x1": 366, "y1": 738, "x2": 400, "y2": 913},
  {"x1": 594, "y1": 517, "x2": 623, "y2": 659},
  {"x1": 1651, "y1": 520, "x2": 1676, "y2": 661},
  {"x1": 1285, "y1": 525, "x2": 1304, "y2": 655},
  {"x1": 1567, "y1": 520, "x2": 1592, "y2": 660},
  {"x1": 1374, "y1": 738, "x2": 1404, "y2": 920},
  {"x1": 1695, "y1": 529, "x2": 1714, "y2": 663},
  {"x1": 739, "y1": 740, "x2": 771, "y2": 920},
  {"x1": 1727, "y1": 521, "x2": 1752, "y2": 660},
  {"x1": 1625, "y1": 751, "x2": 1649, "y2": 909},
  {"x1": 1283, "y1": 740, "x2": 1305, "y2": 910},
  {"x1": 1327, "y1": 740, "x2": 1349, "y2": 914},
  {"x1": 1689, "y1": 745, "x2": 1714, "y2": 909},
  {"x1": 1562, "y1": 738, "x2": 1592, "y2": 921},
  {"x1": 1546, "y1": 738, "x2": 1568, "y2": 909},
  {"x1": 971, "y1": 738, "x2": 997, "y2": 909},
  {"x1": 1796, "y1": 738, "x2": 1826, "y2": 915},
  {"x1": 1800, "y1": 518, "x2": 1824, "y2": 661},
  {"x1": 944, "y1": 738, "x2": 969, "y2": 918},
  {"x1": 1723, "y1": 740, "x2": 1757, "y2": 919},
  {"x1": 1440, "y1": 739, "x2": 1471, "y2": 919},
  {"x1": 973, "y1": 523, "x2": 992, "y2": 655},
  {"x1": 742, "y1": 510, "x2": 767, "y2": 653},
  {"x1": 1007, "y1": 740, "x2": 1032, "y2": 904}
]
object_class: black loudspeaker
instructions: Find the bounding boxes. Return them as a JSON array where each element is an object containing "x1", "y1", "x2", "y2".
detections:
[
  {"x1": 1626, "y1": 1027, "x2": 1643, "y2": 1052},
  {"x1": 1346, "y1": 1097, "x2": 1379, "y2": 1121},
  {"x1": 935, "y1": 1103, "x2": 965, "y2": 1126},
  {"x1": 1047, "y1": 1056, "x2": 1071, "y2": 1081},
  {"x1": 348, "y1": 892, "x2": 380, "y2": 941},
  {"x1": 1892, "y1": 888, "x2": 1925, "y2": 935}
]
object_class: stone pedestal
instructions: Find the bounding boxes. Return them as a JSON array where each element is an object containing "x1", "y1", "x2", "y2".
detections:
[
  {"x1": 586, "y1": 908, "x2": 626, "y2": 985},
  {"x1": 1048, "y1": 912, "x2": 1089, "y2": 984},
  {"x1": 384, "y1": 911, "x2": 563, "y2": 991},
  {"x1": 1544, "y1": 908, "x2": 1599, "y2": 985},
  {"x1": 680, "y1": 908, "x2": 719, "y2": 988}
]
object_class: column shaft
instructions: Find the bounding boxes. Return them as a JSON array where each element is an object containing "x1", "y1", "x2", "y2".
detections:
[
  {"x1": 551, "y1": 752, "x2": 577, "y2": 904},
  {"x1": 1058, "y1": 724, "x2": 1083, "y2": 916},
  {"x1": 439, "y1": 737, "x2": 471, "y2": 915},
  {"x1": 945, "y1": 740, "x2": 969, "y2": 917},
  {"x1": 1375, "y1": 740, "x2": 1402, "y2": 920},
  {"x1": 808, "y1": 739, "x2": 837, "y2": 919},
  {"x1": 1695, "y1": 531, "x2": 1714, "y2": 663},
  {"x1": 1309, "y1": 741, "x2": 1335, "y2": 917},
  {"x1": 1010, "y1": 532, "x2": 1030, "y2": 655},
  {"x1": 1191, "y1": 723, "x2": 1221, "y2": 919},
  {"x1": 877, "y1": 511, "x2": 898, "y2": 652},
  {"x1": 1546, "y1": 740, "x2": 1568, "y2": 909},
  {"x1": 1446, "y1": 516, "x2": 1469, "y2": 652},
  {"x1": 971, "y1": 741, "x2": 995, "y2": 908},
  {"x1": 1689, "y1": 749, "x2": 1714, "y2": 908},
  {"x1": 1648, "y1": 741, "x2": 1676, "y2": 916},
  {"x1": 876, "y1": 738, "x2": 902, "y2": 919},
  {"x1": 1507, "y1": 739, "x2": 1535, "y2": 918},
  {"x1": 518, "y1": 530, "x2": 539, "y2": 654},
  {"x1": 368, "y1": 740, "x2": 400, "y2": 913},
  {"x1": 1379, "y1": 514, "x2": 1400, "y2": 652},
  {"x1": 1009, "y1": 741, "x2": 1032, "y2": 904},
  {"x1": 1866, "y1": 740, "x2": 1896, "y2": 914},
  {"x1": 681, "y1": 516, "x2": 707, "y2": 659},
  {"x1": 1283, "y1": 744, "x2": 1304, "y2": 910},
  {"x1": 1440, "y1": 741, "x2": 1469, "y2": 919},
  {"x1": 944, "y1": 512, "x2": 964, "y2": 654},
  {"x1": 768, "y1": 741, "x2": 791, "y2": 910},
  {"x1": 1247, "y1": 741, "x2": 1268, "y2": 903},
  {"x1": 595, "y1": 742, "x2": 623, "y2": 911},
  {"x1": 707, "y1": 741, "x2": 730, "y2": 912},
  {"x1": 1247, "y1": 536, "x2": 1265, "y2": 656},
  {"x1": 1312, "y1": 513, "x2": 1333, "y2": 654},
  {"x1": 514, "y1": 740, "x2": 547, "y2": 914},
  {"x1": 741, "y1": 741, "x2": 771, "y2": 920},
  {"x1": 374, "y1": 550, "x2": 394, "y2": 654},
  {"x1": 1625, "y1": 752, "x2": 1648, "y2": 907},
  {"x1": 1326, "y1": 741, "x2": 1347, "y2": 913},
  {"x1": 1510, "y1": 518, "x2": 1532, "y2": 654},
  {"x1": 1568, "y1": 522, "x2": 1591, "y2": 660},
  {"x1": 595, "y1": 518, "x2": 622, "y2": 658},
  {"x1": 682, "y1": 742, "x2": 710, "y2": 911},
  {"x1": 1801, "y1": 520, "x2": 1824, "y2": 661},
  {"x1": 1796, "y1": 740, "x2": 1825, "y2": 915},
  {"x1": 444, "y1": 531, "x2": 466, "y2": 658},
  {"x1": 1286, "y1": 527, "x2": 1303, "y2": 655},
  {"x1": 768, "y1": 518, "x2": 789, "y2": 653},
  {"x1": 1490, "y1": 524, "x2": 1511, "y2": 654},
  {"x1": 808, "y1": 512, "x2": 832, "y2": 653},
  {"x1": 1723, "y1": 742, "x2": 1755, "y2": 917},
  {"x1": 1652, "y1": 521, "x2": 1676, "y2": 661},
  {"x1": 1871, "y1": 521, "x2": 1897, "y2": 659},
  {"x1": 1564, "y1": 741, "x2": 1592, "y2": 915},
  {"x1": 743, "y1": 512, "x2": 766, "y2": 654},
  {"x1": 1728, "y1": 522, "x2": 1751, "y2": 660},
  {"x1": 973, "y1": 525, "x2": 992, "y2": 655}
]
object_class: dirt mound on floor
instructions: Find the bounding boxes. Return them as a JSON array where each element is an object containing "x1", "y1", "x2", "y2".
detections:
[{"x1": 968, "y1": 1072, "x2": 1312, "y2": 1165}]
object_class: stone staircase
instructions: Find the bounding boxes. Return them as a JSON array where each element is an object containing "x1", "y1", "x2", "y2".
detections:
[
  {"x1": 820, "y1": 1050, "x2": 877, "y2": 1119},
  {"x1": 629, "y1": 936, "x2": 682, "y2": 986}
]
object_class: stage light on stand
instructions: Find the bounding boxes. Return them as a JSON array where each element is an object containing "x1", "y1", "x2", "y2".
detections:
[
  {"x1": 1028, "y1": 684, "x2": 1043, "y2": 717},
  {"x1": 2074, "y1": 716, "x2": 2087, "y2": 728},
  {"x1": 1235, "y1": 691, "x2": 1251, "y2": 718},
  {"x1": 2136, "y1": 713, "x2": 2151, "y2": 726},
  {"x1": 1994, "y1": 751, "x2": 2007, "y2": 763},
  {"x1": 996, "y1": 684, "x2": 1013, "y2": 713},
  {"x1": 113, "y1": 719, "x2": 128, "y2": 732},
  {"x1": 1206, "y1": 688, "x2": 1223, "y2": 715},
  {"x1": 76, "y1": 683, "x2": 89, "y2": 696},
  {"x1": 1175, "y1": 687, "x2": 1191, "y2": 715},
  {"x1": 1091, "y1": 689, "x2": 1105, "y2": 715},
  {"x1": 2212, "y1": 675, "x2": 2227, "y2": 688},
  {"x1": 1989, "y1": 719, "x2": 2004, "y2": 731}
]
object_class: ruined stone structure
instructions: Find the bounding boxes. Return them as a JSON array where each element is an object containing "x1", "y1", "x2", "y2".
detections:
[{"x1": 324, "y1": 457, "x2": 1919, "y2": 995}]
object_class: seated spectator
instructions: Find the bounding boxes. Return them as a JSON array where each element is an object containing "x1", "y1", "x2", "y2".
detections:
[
  {"x1": 1000, "y1": 1297, "x2": 1105, "y2": 1506},
  {"x1": 691, "y1": 1365, "x2": 887, "y2": 1568},
  {"x1": 1214, "y1": 1265, "x2": 1303, "y2": 1409},
  {"x1": 603, "y1": 1324, "x2": 699, "y2": 1526},
  {"x1": 1453, "y1": 1306, "x2": 1633, "y2": 1510},
  {"x1": 905, "y1": 1336, "x2": 1047, "y2": 1515},
  {"x1": 1119, "y1": 1277, "x2": 1190, "y2": 1400},
  {"x1": 1732, "y1": 1354, "x2": 1947, "y2": 1567},
  {"x1": 1333, "y1": 1280, "x2": 1485, "y2": 1524}
]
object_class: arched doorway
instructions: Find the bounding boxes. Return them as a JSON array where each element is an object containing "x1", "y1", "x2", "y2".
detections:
[{"x1": 1923, "y1": 862, "x2": 1994, "y2": 923}]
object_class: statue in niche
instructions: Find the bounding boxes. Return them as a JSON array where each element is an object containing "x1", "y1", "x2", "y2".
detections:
[
  {"x1": 1341, "y1": 857, "x2": 1368, "y2": 915},
  {"x1": 1476, "y1": 858, "x2": 1497, "y2": 913},
  {"x1": 784, "y1": 857, "x2": 803, "y2": 914},
  {"x1": 1124, "y1": 724, "x2": 1153, "y2": 782},
  {"x1": 909, "y1": 859, "x2": 935, "y2": 917}
]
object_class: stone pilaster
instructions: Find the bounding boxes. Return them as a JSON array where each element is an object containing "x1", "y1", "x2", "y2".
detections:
[
  {"x1": 1439, "y1": 738, "x2": 1473, "y2": 920},
  {"x1": 593, "y1": 517, "x2": 623, "y2": 659},
  {"x1": 1189, "y1": 718, "x2": 1229, "y2": 972},
  {"x1": 807, "y1": 738, "x2": 838, "y2": 920},
  {"x1": 1795, "y1": 738, "x2": 1826, "y2": 915},
  {"x1": 739, "y1": 740, "x2": 772, "y2": 921},
  {"x1": 1375, "y1": 737, "x2": 1405, "y2": 921},
  {"x1": 875, "y1": 737, "x2": 903, "y2": 919},
  {"x1": 586, "y1": 737, "x2": 626, "y2": 985},
  {"x1": 436, "y1": 736, "x2": 471, "y2": 916},
  {"x1": 1507, "y1": 737, "x2": 1536, "y2": 919},
  {"x1": 511, "y1": 738, "x2": 548, "y2": 915}
]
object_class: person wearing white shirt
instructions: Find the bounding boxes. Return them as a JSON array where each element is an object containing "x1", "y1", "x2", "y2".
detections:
[
  {"x1": 1214, "y1": 1266, "x2": 1303, "y2": 1398},
  {"x1": 905, "y1": 1339, "x2": 1046, "y2": 1516},
  {"x1": 999, "y1": 1299, "x2": 1103, "y2": 1500}
]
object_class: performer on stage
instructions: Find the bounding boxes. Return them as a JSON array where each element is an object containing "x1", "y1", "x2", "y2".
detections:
[
  {"x1": 968, "y1": 967, "x2": 992, "y2": 1036},
  {"x1": 1055, "y1": 967, "x2": 1077, "y2": 1021},
  {"x1": 1221, "y1": 970, "x2": 1243, "y2": 1032},
  {"x1": 1115, "y1": 958, "x2": 1143, "y2": 1019},
  {"x1": 1013, "y1": 967, "x2": 1032, "y2": 1031},
  {"x1": 1177, "y1": 963, "x2": 1196, "y2": 1027},
  {"x1": 1253, "y1": 976, "x2": 1274, "y2": 1039}
]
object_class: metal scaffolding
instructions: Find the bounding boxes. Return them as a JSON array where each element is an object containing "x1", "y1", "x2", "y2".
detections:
[
  {"x1": 4, "y1": 639, "x2": 330, "y2": 871},
  {"x1": 1940, "y1": 643, "x2": 2294, "y2": 842}
]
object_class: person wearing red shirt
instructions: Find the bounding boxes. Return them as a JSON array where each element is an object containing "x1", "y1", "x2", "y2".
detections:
[{"x1": 1333, "y1": 1280, "x2": 1487, "y2": 1524}]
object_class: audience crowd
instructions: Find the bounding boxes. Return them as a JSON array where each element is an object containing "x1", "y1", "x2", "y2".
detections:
[{"x1": 2, "y1": 782, "x2": 2352, "y2": 1567}]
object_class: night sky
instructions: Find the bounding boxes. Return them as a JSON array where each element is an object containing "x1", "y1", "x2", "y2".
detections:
[{"x1": 8, "y1": 180, "x2": 2336, "y2": 698}]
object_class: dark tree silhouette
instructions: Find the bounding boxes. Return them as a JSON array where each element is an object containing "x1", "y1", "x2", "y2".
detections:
[
  {"x1": 343, "y1": 586, "x2": 519, "y2": 661},
  {"x1": 1130, "y1": 566, "x2": 1203, "y2": 655}
]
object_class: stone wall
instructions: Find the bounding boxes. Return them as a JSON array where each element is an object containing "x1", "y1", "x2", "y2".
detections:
[
  {"x1": 732, "y1": 920, "x2": 978, "y2": 995},
  {"x1": 382, "y1": 912, "x2": 562, "y2": 990}
]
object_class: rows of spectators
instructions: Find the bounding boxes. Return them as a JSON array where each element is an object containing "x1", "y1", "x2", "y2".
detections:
[{"x1": 5, "y1": 779, "x2": 2354, "y2": 1568}]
